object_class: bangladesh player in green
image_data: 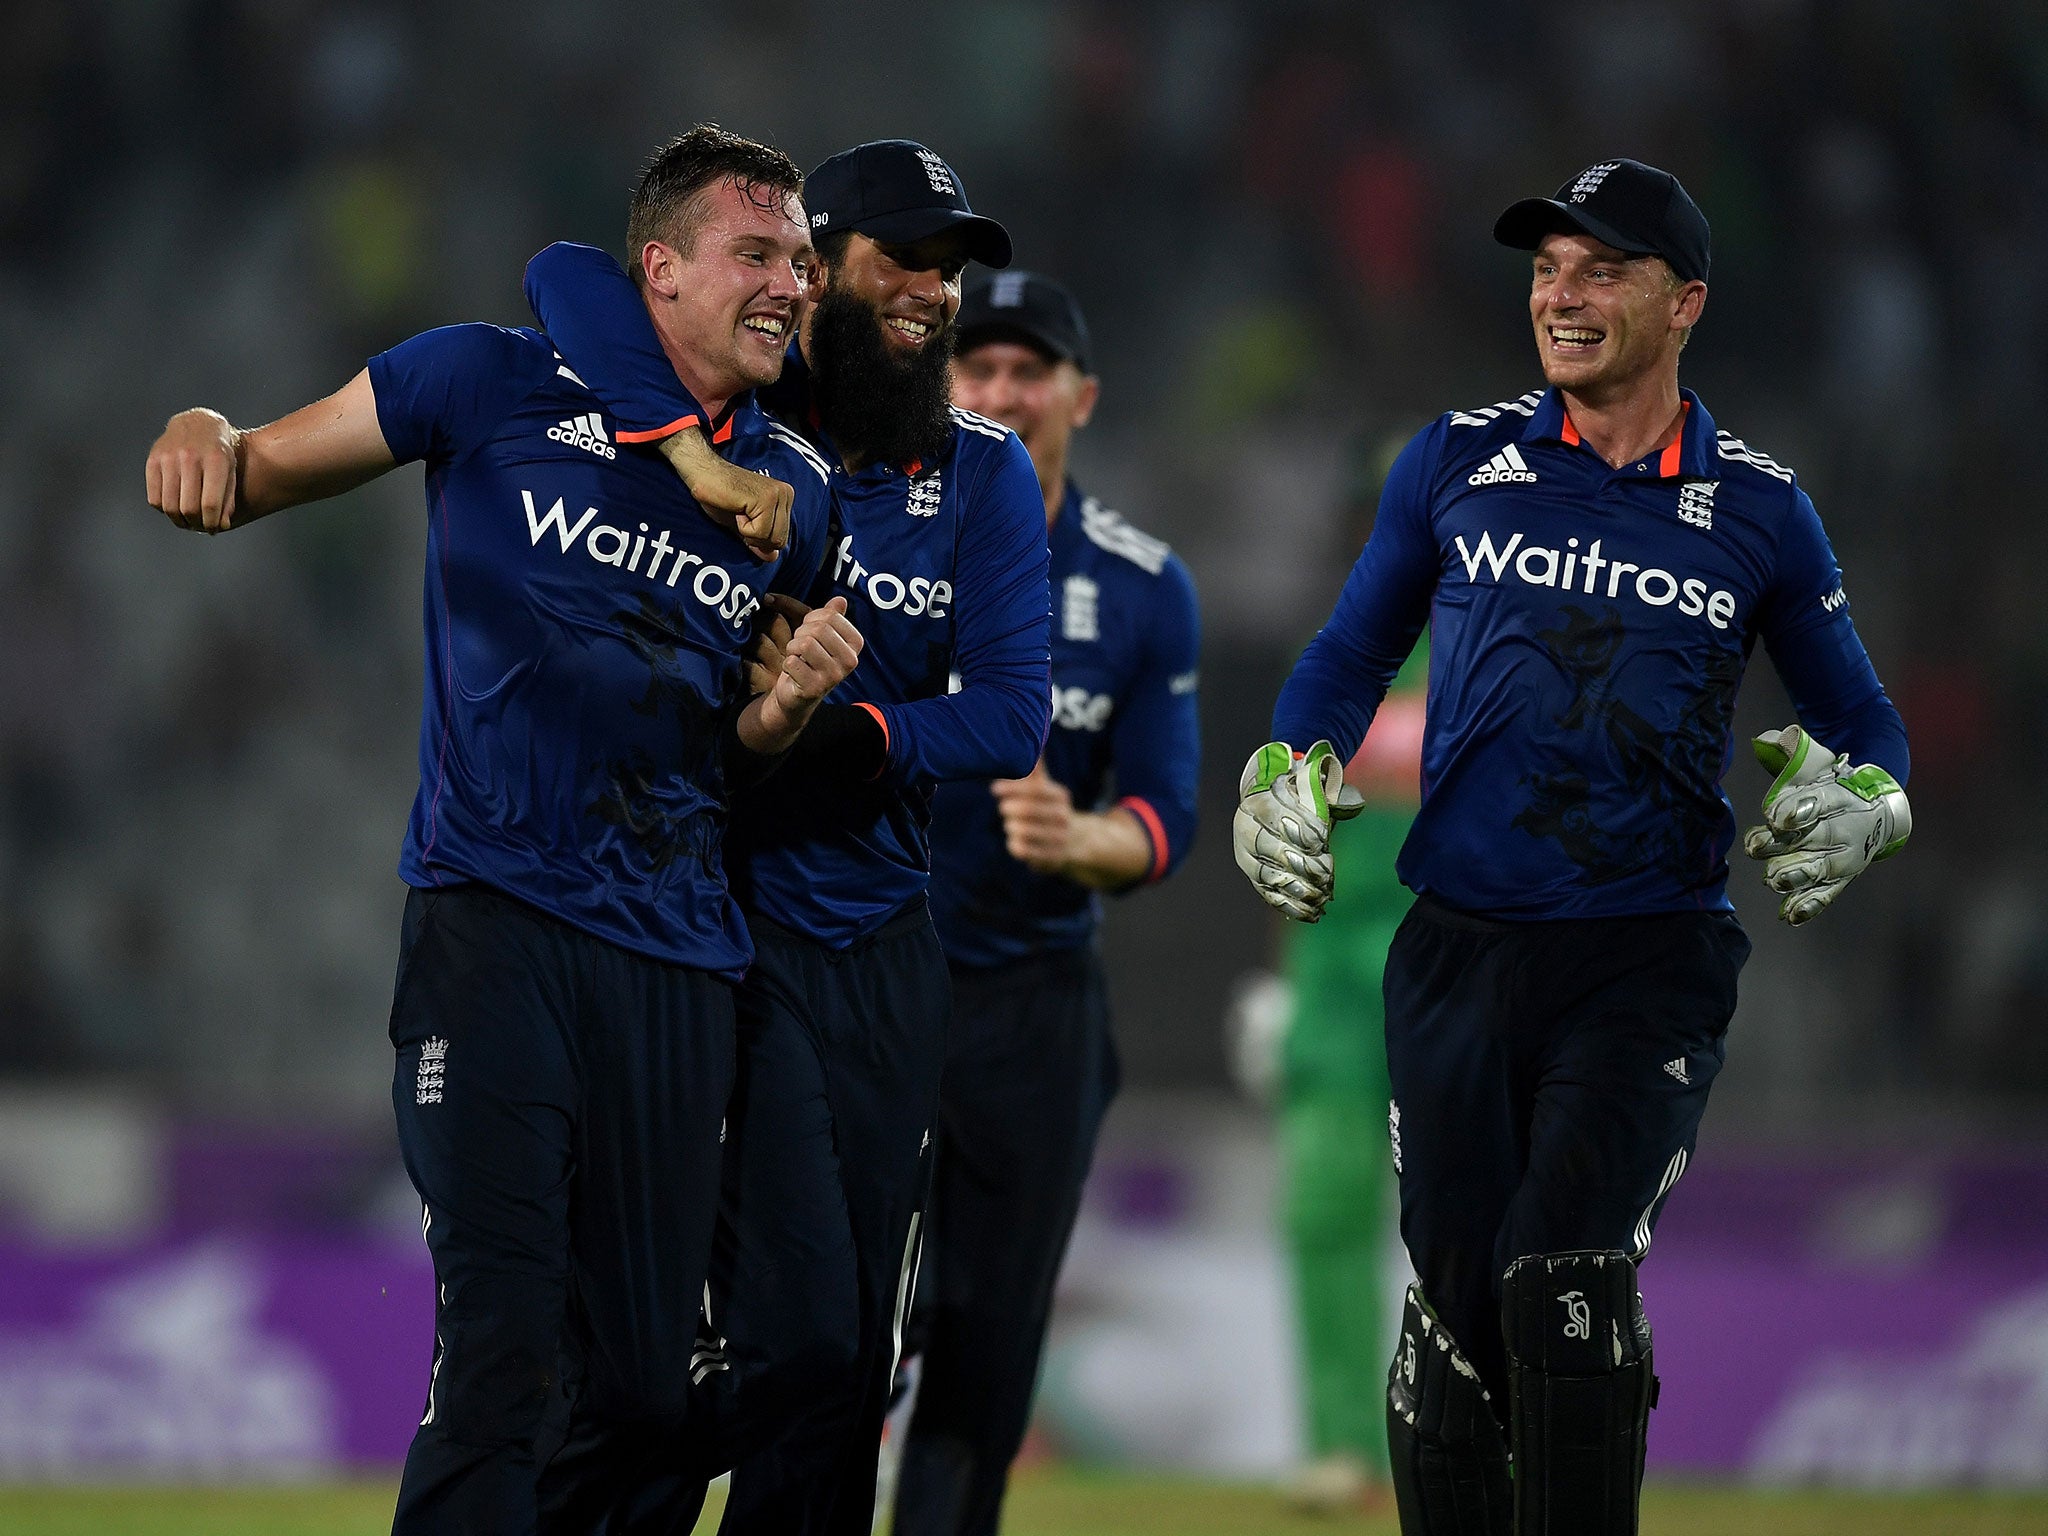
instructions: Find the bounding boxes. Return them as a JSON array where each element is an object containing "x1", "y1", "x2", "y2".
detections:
[{"x1": 1276, "y1": 642, "x2": 1424, "y2": 1513}]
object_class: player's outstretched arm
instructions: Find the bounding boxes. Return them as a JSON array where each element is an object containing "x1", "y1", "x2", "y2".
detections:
[
  {"x1": 735, "y1": 595, "x2": 865, "y2": 756},
  {"x1": 145, "y1": 370, "x2": 395, "y2": 533}
]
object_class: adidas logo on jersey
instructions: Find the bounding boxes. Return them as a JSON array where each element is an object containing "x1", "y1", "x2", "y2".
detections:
[
  {"x1": 1468, "y1": 444, "x2": 1538, "y2": 486},
  {"x1": 1663, "y1": 1057, "x2": 1691, "y2": 1085},
  {"x1": 548, "y1": 413, "x2": 617, "y2": 460}
]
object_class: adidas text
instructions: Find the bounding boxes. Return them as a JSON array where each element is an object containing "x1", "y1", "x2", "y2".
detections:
[
  {"x1": 548, "y1": 414, "x2": 617, "y2": 460},
  {"x1": 1469, "y1": 445, "x2": 1538, "y2": 486}
]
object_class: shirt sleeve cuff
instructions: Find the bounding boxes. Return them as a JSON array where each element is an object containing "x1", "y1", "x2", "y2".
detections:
[{"x1": 1117, "y1": 795, "x2": 1171, "y2": 883}]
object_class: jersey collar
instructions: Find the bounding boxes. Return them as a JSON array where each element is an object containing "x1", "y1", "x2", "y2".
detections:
[{"x1": 1522, "y1": 386, "x2": 1718, "y2": 479}]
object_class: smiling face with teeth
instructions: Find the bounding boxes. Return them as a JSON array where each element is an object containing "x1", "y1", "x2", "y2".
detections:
[
  {"x1": 1529, "y1": 232, "x2": 1706, "y2": 407},
  {"x1": 637, "y1": 176, "x2": 813, "y2": 418},
  {"x1": 809, "y1": 230, "x2": 973, "y2": 361}
]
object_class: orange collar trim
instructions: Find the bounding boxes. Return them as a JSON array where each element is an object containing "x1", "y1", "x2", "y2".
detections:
[{"x1": 1558, "y1": 400, "x2": 1689, "y2": 475}]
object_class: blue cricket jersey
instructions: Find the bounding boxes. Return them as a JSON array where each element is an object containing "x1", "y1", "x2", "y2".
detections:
[
  {"x1": 928, "y1": 483, "x2": 1201, "y2": 969},
  {"x1": 524, "y1": 244, "x2": 1053, "y2": 948},
  {"x1": 1273, "y1": 387, "x2": 1909, "y2": 921},
  {"x1": 368, "y1": 322, "x2": 830, "y2": 975}
]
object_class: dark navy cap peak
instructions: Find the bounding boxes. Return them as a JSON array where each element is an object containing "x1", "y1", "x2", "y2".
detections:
[
  {"x1": 955, "y1": 271, "x2": 1092, "y2": 372},
  {"x1": 804, "y1": 140, "x2": 1013, "y2": 269},
  {"x1": 1494, "y1": 158, "x2": 1710, "y2": 283}
]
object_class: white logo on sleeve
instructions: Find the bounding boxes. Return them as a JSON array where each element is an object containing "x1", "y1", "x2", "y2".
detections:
[
  {"x1": 1468, "y1": 443, "x2": 1538, "y2": 486},
  {"x1": 1663, "y1": 1057, "x2": 1691, "y2": 1085},
  {"x1": 547, "y1": 413, "x2": 617, "y2": 460},
  {"x1": 416, "y1": 1037, "x2": 448, "y2": 1105},
  {"x1": 1062, "y1": 574, "x2": 1099, "y2": 641}
]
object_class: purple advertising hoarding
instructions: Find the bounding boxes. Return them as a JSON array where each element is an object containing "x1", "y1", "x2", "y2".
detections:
[{"x1": 0, "y1": 1138, "x2": 2041, "y2": 1482}]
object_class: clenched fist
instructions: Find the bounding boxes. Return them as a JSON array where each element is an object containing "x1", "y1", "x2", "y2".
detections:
[
  {"x1": 991, "y1": 761, "x2": 1077, "y2": 874},
  {"x1": 660, "y1": 425, "x2": 795, "y2": 561},
  {"x1": 767, "y1": 595, "x2": 863, "y2": 714},
  {"x1": 146, "y1": 408, "x2": 243, "y2": 533}
]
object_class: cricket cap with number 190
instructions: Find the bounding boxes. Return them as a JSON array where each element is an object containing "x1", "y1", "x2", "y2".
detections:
[
  {"x1": 804, "y1": 140, "x2": 1013, "y2": 269},
  {"x1": 1493, "y1": 158, "x2": 1711, "y2": 283}
]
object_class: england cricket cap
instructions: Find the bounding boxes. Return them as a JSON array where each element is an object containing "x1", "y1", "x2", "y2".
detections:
[
  {"x1": 1493, "y1": 158, "x2": 1710, "y2": 283},
  {"x1": 804, "y1": 140, "x2": 1013, "y2": 269},
  {"x1": 955, "y1": 271, "x2": 1093, "y2": 372}
]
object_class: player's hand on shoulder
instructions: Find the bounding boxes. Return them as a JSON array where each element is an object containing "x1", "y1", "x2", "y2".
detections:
[
  {"x1": 658, "y1": 425, "x2": 792, "y2": 560},
  {"x1": 769, "y1": 595, "x2": 862, "y2": 714},
  {"x1": 146, "y1": 408, "x2": 242, "y2": 533},
  {"x1": 992, "y1": 761, "x2": 1076, "y2": 873},
  {"x1": 1234, "y1": 740, "x2": 1362, "y2": 922},
  {"x1": 1743, "y1": 724, "x2": 1911, "y2": 925}
]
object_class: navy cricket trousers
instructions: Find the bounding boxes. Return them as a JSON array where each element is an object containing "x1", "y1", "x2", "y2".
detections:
[
  {"x1": 698, "y1": 904, "x2": 951, "y2": 1536},
  {"x1": 1382, "y1": 896, "x2": 1750, "y2": 1409},
  {"x1": 893, "y1": 944, "x2": 1119, "y2": 1536},
  {"x1": 386, "y1": 884, "x2": 734, "y2": 1536}
]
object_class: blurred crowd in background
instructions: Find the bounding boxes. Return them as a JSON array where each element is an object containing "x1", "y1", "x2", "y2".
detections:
[{"x1": 4, "y1": 0, "x2": 2045, "y2": 1130}]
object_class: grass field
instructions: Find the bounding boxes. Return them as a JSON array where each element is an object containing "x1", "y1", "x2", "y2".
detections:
[{"x1": 5, "y1": 1471, "x2": 2048, "y2": 1535}]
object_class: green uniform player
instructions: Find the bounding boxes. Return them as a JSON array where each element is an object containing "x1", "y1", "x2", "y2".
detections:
[{"x1": 1277, "y1": 643, "x2": 1425, "y2": 1510}]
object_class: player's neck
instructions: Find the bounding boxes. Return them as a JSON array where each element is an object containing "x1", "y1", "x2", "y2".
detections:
[
  {"x1": 1037, "y1": 449, "x2": 1068, "y2": 527},
  {"x1": 644, "y1": 303, "x2": 734, "y2": 424},
  {"x1": 1560, "y1": 374, "x2": 1684, "y2": 470}
]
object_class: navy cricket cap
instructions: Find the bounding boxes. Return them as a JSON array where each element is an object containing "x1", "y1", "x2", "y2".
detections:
[
  {"x1": 804, "y1": 140, "x2": 1013, "y2": 269},
  {"x1": 1493, "y1": 159, "x2": 1710, "y2": 283},
  {"x1": 955, "y1": 271, "x2": 1093, "y2": 372}
]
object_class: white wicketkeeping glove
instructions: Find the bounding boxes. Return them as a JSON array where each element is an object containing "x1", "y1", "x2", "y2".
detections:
[
  {"x1": 1742, "y1": 724, "x2": 1911, "y2": 926},
  {"x1": 1234, "y1": 741, "x2": 1363, "y2": 922}
]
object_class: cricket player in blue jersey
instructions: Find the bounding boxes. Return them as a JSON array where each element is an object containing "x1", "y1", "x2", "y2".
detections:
[
  {"x1": 882, "y1": 273, "x2": 1201, "y2": 1536},
  {"x1": 144, "y1": 128, "x2": 866, "y2": 1536},
  {"x1": 1233, "y1": 160, "x2": 1913, "y2": 1536},
  {"x1": 524, "y1": 139, "x2": 1052, "y2": 1535}
]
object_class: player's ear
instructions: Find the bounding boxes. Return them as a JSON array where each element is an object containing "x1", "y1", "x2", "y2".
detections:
[
  {"x1": 1673, "y1": 279, "x2": 1707, "y2": 333},
  {"x1": 1070, "y1": 372, "x2": 1102, "y2": 431},
  {"x1": 640, "y1": 241, "x2": 682, "y2": 298}
]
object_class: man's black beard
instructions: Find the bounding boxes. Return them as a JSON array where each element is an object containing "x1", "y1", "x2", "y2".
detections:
[{"x1": 809, "y1": 286, "x2": 957, "y2": 468}]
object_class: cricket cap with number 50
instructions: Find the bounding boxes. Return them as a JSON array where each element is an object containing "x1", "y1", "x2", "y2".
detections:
[{"x1": 1493, "y1": 158, "x2": 1711, "y2": 283}]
